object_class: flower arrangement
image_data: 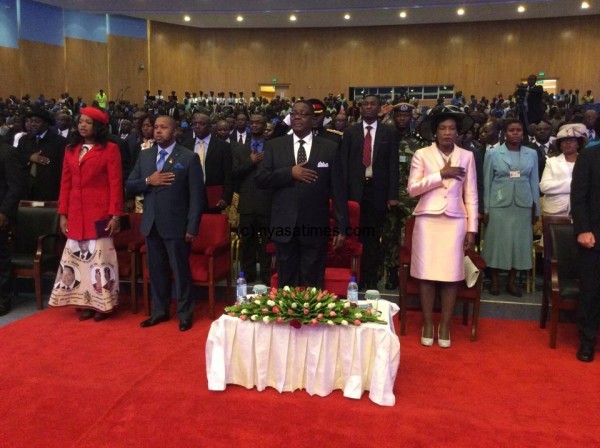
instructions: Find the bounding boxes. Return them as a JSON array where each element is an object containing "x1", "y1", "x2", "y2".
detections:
[{"x1": 224, "y1": 286, "x2": 385, "y2": 327}]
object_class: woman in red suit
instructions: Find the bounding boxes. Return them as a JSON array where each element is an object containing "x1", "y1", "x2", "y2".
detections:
[
  {"x1": 49, "y1": 107, "x2": 123, "y2": 321},
  {"x1": 408, "y1": 106, "x2": 478, "y2": 348}
]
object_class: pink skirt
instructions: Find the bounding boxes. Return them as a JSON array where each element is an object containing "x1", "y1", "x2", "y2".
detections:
[{"x1": 410, "y1": 214, "x2": 466, "y2": 282}]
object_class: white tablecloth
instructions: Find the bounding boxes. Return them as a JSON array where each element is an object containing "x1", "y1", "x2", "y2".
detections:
[{"x1": 206, "y1": 300, "x2": 400, "y2": 406}]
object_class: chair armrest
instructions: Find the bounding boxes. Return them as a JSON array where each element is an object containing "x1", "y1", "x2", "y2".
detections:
[
  {"x1": 205, "y1": 241, "x2": 230, "y2": 257},
  {"x1": 550, "y1": 259, "x2": 559, "y2": 293},
  {"x1": 466, "y1": 249, "x2": 486, "y2": 270},
  {"x1": 36, "y1": 233, "x2": 64, "y2": 259},
  {"x1": 127, "y1": 237, "x2": 145, "y2": 252}
]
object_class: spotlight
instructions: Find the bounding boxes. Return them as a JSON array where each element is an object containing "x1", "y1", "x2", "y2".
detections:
[
  {"x1": 290, "y1": 14, "x2": 297, "y2": 21},
  {"x1": 457, "y1": 8, "x2": 465, "y2": 16},
  {"x1": 183, "y1": 15, "x2": 191, "y2": 22},
  {"x1": 399, "y1": 11, "x2": 407, "y2": 18}
]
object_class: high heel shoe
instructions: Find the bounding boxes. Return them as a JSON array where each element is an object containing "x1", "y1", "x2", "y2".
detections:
[
  {"x1": 438, "y1": 325, "x2": 451, "y2": 348},
  {"x1": 421, "y1": 326, "x2": 434, "y2": 346}
]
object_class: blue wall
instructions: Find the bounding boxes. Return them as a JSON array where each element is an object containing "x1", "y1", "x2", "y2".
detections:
[
  {"x1": 0, "y1": 0, "x2": 147, "y2": 48},
  {"x1": 0, "y1": 0, "x2": 18, "y2": 48}
]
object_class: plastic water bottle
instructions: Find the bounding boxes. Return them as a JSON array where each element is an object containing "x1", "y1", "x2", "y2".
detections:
[
  {"x1": 236, "y1": 272, "x2": 247, "y2": 303},
  {"x1": 347, "y1": 275, "x2": 359, "y2": 305}
]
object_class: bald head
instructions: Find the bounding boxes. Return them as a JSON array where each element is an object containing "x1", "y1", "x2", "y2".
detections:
[{"x1": 584, "y1": 109, "x2": 598, "y2": 130}]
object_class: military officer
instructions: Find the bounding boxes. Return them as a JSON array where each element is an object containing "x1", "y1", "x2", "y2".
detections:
[{"x1": 381, "y1": 102, "x2": 428, "y2": 289}]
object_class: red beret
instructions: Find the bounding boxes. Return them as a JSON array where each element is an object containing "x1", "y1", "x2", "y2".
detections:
[{"x1": 80, "y1": 107, "x2": 109, "y2": 125}]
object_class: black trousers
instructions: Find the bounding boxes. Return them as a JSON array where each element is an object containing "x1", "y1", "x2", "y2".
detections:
[
  {"x1": 239, "y1": 212, "x2": 271, "y2": 283},
  {"x1": 146, "y1": 226, "x2": 194, "y2": 322},
  {"x1": 276, "y1": 237, "x2": 327, "y2": 289},
  {"x1": 578, "y1": 247, "x2": 600, "y2": 346},
  {"x1": 0, "y1": 227, "x2": 11, "y2": 305},
  {"x1": 359, "y1": 183, "x2": 385, "y2": 284}
]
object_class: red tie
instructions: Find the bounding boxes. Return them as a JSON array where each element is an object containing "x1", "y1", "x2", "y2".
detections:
[
  {"x1": 363, "y1": 126, "x2": 372, "y2": 167},
  {"x1": 238, "y1": 134, "x2": 243, "y2": 144}
]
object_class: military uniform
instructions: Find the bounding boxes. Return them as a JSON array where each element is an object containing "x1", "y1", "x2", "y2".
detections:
[
  {"x1": 381, "y1": 115, "x2": 427, "y2": 288},
  {"x1": 315, "y1": 127, "x2": 343, "y2": 147}
]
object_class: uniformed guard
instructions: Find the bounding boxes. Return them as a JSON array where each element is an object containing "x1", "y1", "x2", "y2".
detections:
[
  {"x1": 307, "y1": 98, "x2": 343, "y2": 147},
  {"x1": 381, "y1": 102, "x2": 428, "y2": 289}
]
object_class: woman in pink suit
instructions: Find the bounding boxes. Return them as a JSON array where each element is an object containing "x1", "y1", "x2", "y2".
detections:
[{"x1": 408, "y1": 106, "x2": 478, "y2": 348}]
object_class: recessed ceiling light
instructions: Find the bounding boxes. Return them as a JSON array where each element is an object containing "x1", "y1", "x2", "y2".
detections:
[
  {"x1": 344, "y1": 14, "x2": 351, "y2": 20},
  {"x1": 457, "y1": 8, "x2": 465, "y2": 16},
  {"x1": 581, "y1": 1, "x2": 590, "y2": 8},
  {"x1": 236, "y1": 15, "x2": 244, "y2": 22},
  {"x1": 183, "y1": 15, "x2": 191, "y2": 22},
  {"x1": 517, "y1": 5, "x2": 526, "y2": 13},
  {"x1": 399, "y1": 11, "x2": 407, "y2": 18},
  {"x1": 290, "y1": 14, "x2": 297, "y2": 21}
]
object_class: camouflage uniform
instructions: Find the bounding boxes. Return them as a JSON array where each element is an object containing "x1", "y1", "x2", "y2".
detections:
[{"x1": 381, "y1": 127, "x2": 427, "y2": 285}]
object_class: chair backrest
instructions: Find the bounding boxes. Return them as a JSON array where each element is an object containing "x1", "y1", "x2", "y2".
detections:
[
  {"x1": 191, "y1": 214, "x2": 230, "y2": 253},
  {"x1": 550, "y1": 223, "x2": 578, "y2": 283},
  {"x1": 404, "y1": 216, "x2": 416, "y2": 254},
  {"x1": 542, "y1": 215, "x2": 572, "y2": 262},
  {"x1": 326, "y1": 200, "x2": 360, "y2": 268},
  {"x1": 112, "y1": 213, "x2": 144, "y2": 250},
  {"x1": 14, "y1": 201, "x2": 59, "y2": 254}
]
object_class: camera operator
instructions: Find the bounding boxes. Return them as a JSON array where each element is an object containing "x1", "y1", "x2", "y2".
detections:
[{"x1": 515, "y1": 74, "x2": 544, "y2": 132}]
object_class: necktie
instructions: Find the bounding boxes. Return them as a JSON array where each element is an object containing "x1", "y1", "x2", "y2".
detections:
[
  {"x1": 156, "y1": 149, "x2": 168, "y2": 171},
  {"x1": 588, "y1": 130, "x2": 594, "y2": 140},
  {"x1": 238, "y1": 134, "x2": 244, "y2": 144},
  {"x1": 31, "y1": 136, "x2": 41, "y2": 177},
  {"x1": 297, "y1": 139, "x2": 307, "y2": 164},
  {"x1": 363, "y1": 126, "x2": 372, "y2": 167},
  {"x1": 196, "y1": 140, "x2": 206, "y2": 178}
]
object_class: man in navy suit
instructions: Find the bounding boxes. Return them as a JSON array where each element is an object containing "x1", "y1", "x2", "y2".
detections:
[
  {"x1": 256, "y1": 101, "x2": 348, "y2": 288},
  {"x1": 126, "y1": 116, "x2": 204, "y2": 331},
  {"x1": 341, "y1": 94, "x2": 399, "y2": 289}
]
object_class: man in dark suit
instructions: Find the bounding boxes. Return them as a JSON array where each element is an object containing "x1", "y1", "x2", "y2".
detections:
[
  {"x1": 256, "y1": 100, "x2": 348, "y2": 288},
  {"x1": 232, "y1": 114, "x2": 272, "y2": 284},
  {"x1": 0, "y1": 141, "x2": 24, "y2": 316},
  {"x1": 229, "y1": 113, "x2": 250, "y2": 145},
  {"x1": 341, "y1": 94, "x2": 399, "y2": 289},
  {"x1": 571, "y1": 147, "x2": 600, "y2": 362},
  {"x1": 182, "y1": 113, "x2": 232, "y2": 213},
  {"x1": 17, "y1": 109, "x2": 67, "y2": 201},
  {"x1": 516, "y1": 74, "x2": 544, "y2": 128},
  {"x1": 126, "y1": 116, "x2": 204, "y2": 332}
]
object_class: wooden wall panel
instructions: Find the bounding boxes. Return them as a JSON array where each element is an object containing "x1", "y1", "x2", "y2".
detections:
[
  {"x1": 107, "y1": 35, "x2": 148, "y2": 105},
  {"x1": 65, "y1": 38, "x2": 108, "y2": 104},
  {"x1": 0, "y1": 47, "x2": 20, "y2": 98},
  {"x1": 149, "y1": 15, "x2": 600, "y2": 101},
  {"x1": 19, "y1": 40, "x2": 65, "y2": 100}
]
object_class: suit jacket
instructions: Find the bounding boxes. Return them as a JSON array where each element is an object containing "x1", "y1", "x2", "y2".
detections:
[
  {"x1": 0, "y1": 143, "x2": 24, "y2": 220},
  {"x1": 125, "y1": 143, "x2": 204, "y2": 238},
  {"x1": 231, "y1": 141, "x2": 272, "y2": 216},
  {"x1": 539, "y1": 154, "x2": 574, "y2": 215},
  {"x1": 17, "y1": 131, "x2": 67, "y2": 201},
  {"x1": 182, "y1": 134, "x2": 233, "y2": 205},
  {"x1": 230, "y1": 130, "x2": 250, "y2": 145},
  {"x1": 571, "y1": 148, "x2": 600, "y2": 248},
  {"x1": 58, "y1": 142, "x2": 124, "y2": 240},
  {"x1": 341, "y1": 122, "x2": 399, "y2": 212},
  {"x1": 526, "y1": 85, "x2": 544, "y2": 124},
  {"x1": 483, "y1": 144, "x2": 540, "y2": 215},
  {"x1": 408, "y1": 144, "x2": 478, "y2": 233},
  {"x1": 255, "y1": 135, "x2": 348, "y2": 244}
]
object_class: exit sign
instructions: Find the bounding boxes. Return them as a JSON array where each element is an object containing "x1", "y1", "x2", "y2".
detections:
[
  {"x1": 538, "y1": 72, "x2": 545, "y2": 77},
  {"x1": 272, "y1": 78, "x2": 278, "y2": 83}
]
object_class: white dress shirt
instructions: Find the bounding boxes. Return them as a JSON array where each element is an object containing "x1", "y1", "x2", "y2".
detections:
[
  {"x1": 363, "y1": 121, "x2": 377, "y2": 178},
  {"x1": 293, "y1": 132, "x2": 313, "y2": 163}
]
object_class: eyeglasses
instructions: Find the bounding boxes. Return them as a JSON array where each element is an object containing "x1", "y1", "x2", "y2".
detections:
[{"x1": 290, "y1": 111, "x2": 313, "y2": 118}]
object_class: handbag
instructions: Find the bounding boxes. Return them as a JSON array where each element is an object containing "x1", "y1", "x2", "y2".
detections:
[{"x1": 463, "y1": 255, "x2": 480, "y2": 288}]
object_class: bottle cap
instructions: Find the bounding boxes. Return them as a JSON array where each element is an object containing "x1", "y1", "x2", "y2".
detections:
[
  {"x1": 350, "y1": 275, "x2": 356, "y2": 282},
  {"x1": 239, "y1": 271, "x2": 245, "y2": 278}
]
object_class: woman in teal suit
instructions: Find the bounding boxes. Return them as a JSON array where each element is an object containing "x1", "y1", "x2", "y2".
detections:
[{"x1": 482, "y1": 119, "x2": 540, "y2": 296}]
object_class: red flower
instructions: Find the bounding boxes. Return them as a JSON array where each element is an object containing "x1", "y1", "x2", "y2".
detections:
[
  {"x1": 317, "y1": 313, "x2": 324, "y2": 319},
  {"x1": 303, "y1": 309, "x2": 309, "y2": 315},
  {"x1": 350, "y1": 302, "x2": 358, "y2": 308},
  {"x1": 290, "y1": 319, "x2": 302, "y2": 329},
  {"x1": 329, "y1": 311, "x2": 337, "y2": 317},
  {"x1": 228, "y1": 312, "x2": 236, "y2": 316},
  {"x1": 272, "y1": 306, "x2": 280, "y2": 314},
  {"x1": 276, "y1": 317, "x2": 284, "y2": 324},
  {"x1": 311, "y1": 319, "x2": 318, "y2": 326},
  {"x1": 342, "y1": 308, "x2": 349, "y2": 315},
  {"x1": 354, "y1": 320, "x2": 362, "y2": 326},
  {"x1": 288, "y1": 309, "x2": 293, "y2": 315},
  {"x1": 240, "y1": 315, "x2": 247, "y2": 321}
]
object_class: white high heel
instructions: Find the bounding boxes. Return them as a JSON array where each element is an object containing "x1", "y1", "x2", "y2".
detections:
[
  {"x1": 438, "y1": 325, "x2": 451, "y2": 348},
  {"x1": 421, "y1": 326, "x2": 434, "y2": 346}
]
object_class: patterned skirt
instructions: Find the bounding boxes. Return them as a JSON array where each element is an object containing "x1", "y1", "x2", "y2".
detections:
[{"x1": 49, "y1": 237, "x2": 119, "y2": 313}]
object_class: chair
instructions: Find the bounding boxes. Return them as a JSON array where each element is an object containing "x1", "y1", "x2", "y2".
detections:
[
  {"x1": 398, "y1": 216, "x2": 486, "y2": 341},
  {"x1": 10, "y1": 201, "x2": 64, "y2": 309},
  {"x1": 267, "y1": 200, "x2": 362, "y2": 297},
  {"x1": 548, "y1": 222, "x2": 579, "y2": 348},
  {"x1": 141, "y1": 213, "x2": 231, "y2": 320},
  {"x1": 112, "y1": 213, "x2": 145, "y2": 313},
  {"x1": 539, "y1": 215, "x2": 573, "y2": 329}
]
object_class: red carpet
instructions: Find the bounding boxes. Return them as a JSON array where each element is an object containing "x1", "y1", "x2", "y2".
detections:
[{"x1": 0, "y1": 304, "x2": 599, "y2": 447}]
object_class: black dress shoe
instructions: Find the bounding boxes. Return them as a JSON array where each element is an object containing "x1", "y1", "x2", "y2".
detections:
[
  {"x1": 179, "y1": 320, "x2": 193, "y2": 332},
  {"x1": 94, "y1": 312, "x2": 111, "y2": 322},
  {"x1": 140, "y1": 314, "x2": 170, "y2": 328},
  {"x1": 577, "y1": 344, "x2": 595, "y2": 362}
]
